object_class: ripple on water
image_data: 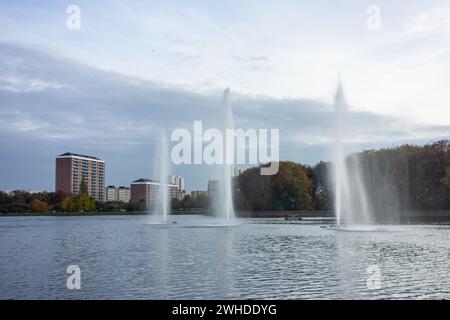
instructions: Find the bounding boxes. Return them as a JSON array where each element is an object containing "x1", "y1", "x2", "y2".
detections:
[{"x1": 0, "y1": 215, "x2": 449, "y2": 299}]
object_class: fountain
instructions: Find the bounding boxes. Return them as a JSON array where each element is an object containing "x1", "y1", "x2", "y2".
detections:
[
  {"x1": 222, "y1": 88, "x2": 235, "y2": 221},
  {"x1": 154, "y1": 130, "x2": 170, "y2": 224},
  {"x1": 333, "y1": 79, "x2": 374, "y2": 226},
  {"x1": 210, "y1": 88, "x2": 236, "y2": 223}
]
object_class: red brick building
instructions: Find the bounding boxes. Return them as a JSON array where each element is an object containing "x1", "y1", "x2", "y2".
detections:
[
  {"x1": 130, "y1": 178, "x2": 179, "y2": 210},
  {"x1": 55, "y1": 152, "x2": 105, "y2": 201}
]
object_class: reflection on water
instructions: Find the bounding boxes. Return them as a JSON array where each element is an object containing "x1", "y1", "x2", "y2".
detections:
[{"x1": 0, "y1": 215, "x2": 449, "y2": 299}]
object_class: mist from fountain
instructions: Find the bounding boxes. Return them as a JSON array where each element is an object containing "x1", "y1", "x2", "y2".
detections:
[
  {"x1": 155, "y1": 130, "x2": 170, "y2": 224},
  {"x1": 211, "y1": 88, "x2": 236, "y2": 223},
  {"x1": 333, "y1": 80, "x2": 373, "y2": 226}
]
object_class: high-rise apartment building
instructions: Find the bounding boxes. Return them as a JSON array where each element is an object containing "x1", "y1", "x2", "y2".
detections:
[
  {"x1": 232, "y1": 165, "x2": 241, "y2": 177},
  {"x1": 55, "y1": 152, "x2": 105, "y2": 201},
  {"x1": 169, "y1": 175, "x2": 185, "y2": 200},
  {"x1": 207, "y1": 179, "x2": 219, "y2": 198}
]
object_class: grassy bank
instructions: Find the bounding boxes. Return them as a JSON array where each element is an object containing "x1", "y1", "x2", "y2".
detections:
[
  {"x1": 0, "y1": 210, "x2": 324, "y2": 217},
  {"x1": 2, "y1": 210, "x2": 450, "y2": 223}
]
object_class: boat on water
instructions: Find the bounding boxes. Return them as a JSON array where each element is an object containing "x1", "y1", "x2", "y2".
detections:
[{"x1": 284, "y1": 215, "x2": 303, "y2": 221}]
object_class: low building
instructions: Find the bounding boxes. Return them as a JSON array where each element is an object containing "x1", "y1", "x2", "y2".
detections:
[
  {"x1": 117, "y1": 186, "x2": 131, "y2": 203},
  {"x1": 106, "y1": 186, "x2": 130, "y2": 203},
  {"x1": 191, "y1": 190, "x2": 206, "y2": 199},
  {"x1": 106, "y1": 186, "x2": 117, "y2": 202},
  {"x1": 130, "y1": 178, "x2": 179, "y2": 210}
]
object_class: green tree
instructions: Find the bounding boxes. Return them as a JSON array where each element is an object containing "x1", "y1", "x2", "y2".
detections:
[
  {"x1": 271, "y1": 162, "x2": 313, "y2": 210},
  {"x1": 181, "y1": 195, "x2": 193, "y2": 209},
  {"x1": 310, "y1": 161, "x2": 332, "y2": 210},
  {"x1": 126, "y1": 201, "x2": 141, "y2": 212},
  {"x1": 0, "y1": 191, "x2": 10, "y2": 205},
  {"x1": 60, "y1": 194, "x2": 95, "y2": 212},
  {"x1": 48, "y1": 191, "x2": 67, "y2": 210},
  {"x1": 193, "y1": 193, "x2": 207, "y2": 209},
  {"x1": 442, "y1": 168, "x2": 450, "y2": 189},
  {"x1": 80, "y1": 177, "x2": 89, "y2": 195},
  {"x1": 235, "y1": 161, "x2": 313, "y2": 211},
  {"x1": 61, "y1": 196, "x2": 72, "y2": 211},
  {"x1": 74, "y1": 193, "x2": 95, "y2": 211},
  {"x1": 171, "y1": 198, "x2": 182, "y2": 209},
  {"x1": 235, "y1": 166, "x2": 272, "y2": 211}
]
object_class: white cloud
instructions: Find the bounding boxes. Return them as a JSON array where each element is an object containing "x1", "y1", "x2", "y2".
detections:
[
  {"x1": 0, "y1": 77, "x2": 69, "y2": 92},
  {"x1": 403, "y1": 2, "x2": 450, "y2": 36},
  {"x1": 1, "y1": 2, "x2": 450, "y2": 190},
  {"x1": 1, "y1": 1, "x2": 449, "y2": 126},
  {"x1": 0, "y1": 111, "x2": 48, "y2": 132}
]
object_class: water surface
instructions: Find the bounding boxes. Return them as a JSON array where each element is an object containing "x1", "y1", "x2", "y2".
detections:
[{"x1": 0, "y1": 215, "x2": 449, "y2": 299}]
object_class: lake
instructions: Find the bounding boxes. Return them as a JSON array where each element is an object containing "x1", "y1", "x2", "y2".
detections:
[{"x1": 0, "y1": 215, "x2": 449, "y2": 299}]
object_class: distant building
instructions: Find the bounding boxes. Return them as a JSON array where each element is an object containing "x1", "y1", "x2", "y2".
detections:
[
  {"x1": 118, "y1": 186, "x2": 131, "y2": 203},
  {"x1": 191, "y1": 190, "x2": 206, "y2": 199},
  {"x1": 107, "y1": 186, "x2": 117, "y2": 202},
  {"x1": 55, "y1": 152, "x2": 105, "y2": 201},
  {"x1": 106, "y1": 186, "x2": 130, "y2": 203},
  {"x1": 207, "y1": 180, "x2": 219, "y2": 198},
  {"x1": 206, "y1": 169, "x2": 239, "y2": 200},
  {"x1": 130, "y1": 178, "x2": 179, "y2": 210},
  {"x1": 232, "y1": 166, "x2": 241, "y2": 177},
  {"x1": 169, "y1": 175, "x2": 186, "y2": 200}
]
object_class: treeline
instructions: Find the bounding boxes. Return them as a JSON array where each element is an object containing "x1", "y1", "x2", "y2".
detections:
[
  {"x1": 356, "y1": 140, "x2": 450, "y2": 210},
  {"x1": 130, "y1": 194, "x2": 208, "y2": 211},
  {"x1": 234, "y1": 140, "x2": 450, "y2": 211},
  {"x1": 171, "y1": 194, "x2": 208, "y2": 210},
  {"x1": 0, "y1": 190, "x2": 104, "y2": 214},
  {"x1": 0, "y1": 190, "x2": 67, "y2": 213},
  {"x1": 0, "y1": 191, "x2": 208, "y2": 214},
  {"x1": 1, "y1": 140, "x2": 449, "y2": 214},
  {"x1": 234, "y1": 161, "x2": 314, "y2": 211}
]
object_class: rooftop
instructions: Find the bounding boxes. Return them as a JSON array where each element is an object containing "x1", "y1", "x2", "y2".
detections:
[
  {"x1": 132, "y1": 178, "x2": 156, "y2": 183},
  {"x1": 57, "y1": 152, "x2": 102, "y2": 160},
  {"x1": 131, "y1": 178, "x2": 178, "y2": 186}
]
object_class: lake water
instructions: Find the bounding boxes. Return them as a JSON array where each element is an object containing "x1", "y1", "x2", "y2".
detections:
[{"x1": 0, "y1": 215, "x2": 449, "y2": 299}]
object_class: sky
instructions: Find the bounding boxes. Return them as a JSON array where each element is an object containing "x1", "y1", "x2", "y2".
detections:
[{"x1": 0, "y1": 0, "x2": 449, "y2": 192}]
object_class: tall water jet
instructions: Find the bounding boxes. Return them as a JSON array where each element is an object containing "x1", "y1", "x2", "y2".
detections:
[
  {"x1": 333, "y1": 79, "x2": 373, "y2": 225},
  {"x1": 222, "y1": 88, "x2": 235, "y2": 221},
  {"x1": 211, "y1": 88, "x2": 235, "y2": 221},
  {"x1": 154, "y1": 130, "x2": 170, "y2": 224}
]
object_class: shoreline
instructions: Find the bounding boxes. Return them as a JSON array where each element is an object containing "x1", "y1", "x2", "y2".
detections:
[
  {"x1": 0, "y1": 210, "x2": 208, "y2": 217},
  {"x1": 1, "y1": 209, "x2": 450, "y2": 223},
  {"x1": 0, "y1": 209, "x2": 331, "y2": 217}
]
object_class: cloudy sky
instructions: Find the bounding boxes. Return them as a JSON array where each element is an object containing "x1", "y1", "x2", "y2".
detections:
[{"x1": 0, "y1": 0, "x2": 449, "y2": 191}]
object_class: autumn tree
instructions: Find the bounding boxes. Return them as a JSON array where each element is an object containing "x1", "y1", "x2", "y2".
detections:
[
  {"x1": 61, "y1": 197, "x2": 73, "y2": 211},
  {"x1": 442, "y1": 168, "x2": 450, "y2": 189},
  {"x1": 31, "y1": 199, "x2": 49, "y2": 213},
  {"x1": 235, "y1": 161, "x2": 313, "y2": 211}
]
